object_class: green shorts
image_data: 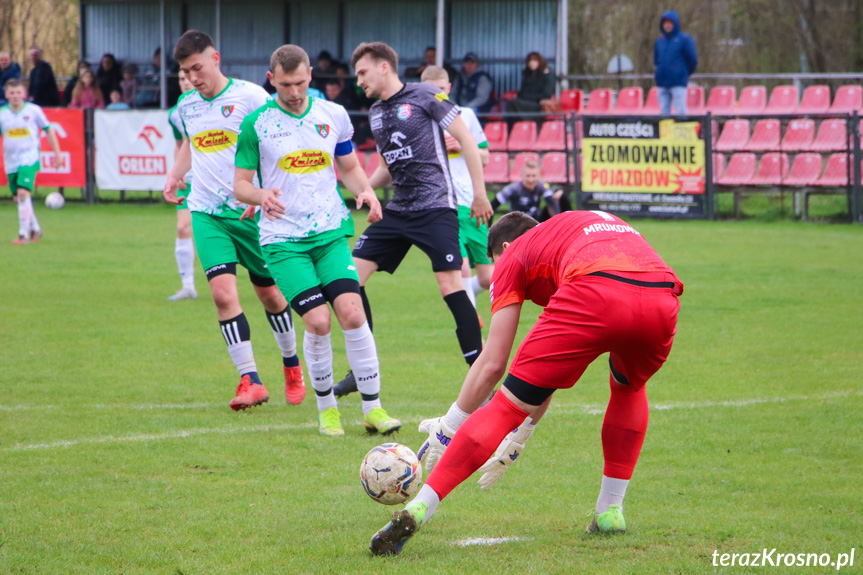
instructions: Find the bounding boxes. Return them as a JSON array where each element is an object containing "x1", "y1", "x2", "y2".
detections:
[
  {"x1": 7, "y1": 162, "x2": 39, "y2": 196},
  {"x1": 263, "y1": 234, "x2": 359, "y2": 312},
  {"x1": 458, "y1": 205, "x2": 491, "y2": 266},
  {"x1": 177, "y1": 185, "x2": 190, "y2": 211},
  {"x1": 191, "y1": 211, "x2": 272, "y2": 281}
]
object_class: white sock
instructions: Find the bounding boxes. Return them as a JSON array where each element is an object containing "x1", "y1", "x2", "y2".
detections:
[
  {"x1": 343, "y1": 322, "x2": 381, "y2": 415},
  {"x1": 17, "y1": 198, "x2": 31, "y2": 236},
  {"x1": 267, "y1": 307, "x2": 297, "y2": 359},
  {"x1": 445, "y1": 401, "x2": 470, "y2": 430},
  {"x1": 303, "y1": 331, "x2": 336, "y2": 411},
  {"x1": 470, "y1": 275, "x2": 484, "y2": 294},
  {"x1": 25, "y1": 196, "x2": 41, "y2": 233},
  {"x1": 175, "y1": 238, "x2": 195, "y2": 290},
  {"x1": 413, "y1": 484, "x2": 441, "y2": 524},
  {"x1": 596, "y1": 475, "x2": 630, "y2": 514},
  {"x1": 227, "y1": 341, "x2": 257, "y2": 376},
  {"x1": 462, "y1": 276, "x2": 477, "y2": 308}
]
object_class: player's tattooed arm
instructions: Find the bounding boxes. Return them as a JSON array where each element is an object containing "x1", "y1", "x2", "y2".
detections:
[
  {"x1": 335, "y1": 152, "x2": 382, "y2": 223},
  {"x1": 233, "y1": 167, "x2": 285, "y2": 221}
]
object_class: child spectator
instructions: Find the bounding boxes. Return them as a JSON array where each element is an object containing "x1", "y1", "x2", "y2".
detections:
[
  {"x1": 69, "y1": 69, "x2": 105, "y2": 110},
  {"x1": 120, "y1": 62, "x2": 139, "y2": 106},
  {"x1": 106, "y1": 89, "x2": 129, "y2": 110}
]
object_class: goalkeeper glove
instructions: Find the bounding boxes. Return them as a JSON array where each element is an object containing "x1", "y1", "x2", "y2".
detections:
[
  {"x1": 477, "y1": 417, "x2": 535, "y2": 490},
  {"x1": 417, "y1": 416, "x2": 458, "y2": 474}
]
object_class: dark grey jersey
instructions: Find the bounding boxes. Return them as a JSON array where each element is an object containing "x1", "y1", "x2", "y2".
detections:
[{"x1": 370, "y1": 83, "x2": 460, "y2": 212}]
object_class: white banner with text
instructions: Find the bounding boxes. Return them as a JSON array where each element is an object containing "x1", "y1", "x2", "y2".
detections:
[{"x1": 95, "y1": 110, "x2": 176, "y2": 191}]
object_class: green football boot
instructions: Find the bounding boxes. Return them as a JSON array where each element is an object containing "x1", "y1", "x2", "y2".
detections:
[
  {"x1": 318, "y1": 407, "x2": 344, "y2": 437},
  {"x1": 370, "y1": 500, "x2": 428, "y2": 556},
  {"x1": 585, "y1": 504, "x2": 627, "y2": 534},
  {"x1": 364, "y1": 407, "x2": 402, "y2": 435}
]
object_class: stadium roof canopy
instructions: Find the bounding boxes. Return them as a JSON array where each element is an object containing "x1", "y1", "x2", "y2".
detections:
[{"x1": 79, "y1": 0, "x2": 568, "y2": 108}]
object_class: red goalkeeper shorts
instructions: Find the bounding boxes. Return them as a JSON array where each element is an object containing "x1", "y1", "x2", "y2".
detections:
[{"x1": 508, "y1": 271, "x2": 681, "y2": 392}]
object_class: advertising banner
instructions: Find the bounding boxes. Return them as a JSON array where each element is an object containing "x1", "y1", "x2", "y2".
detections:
[
  {"x1": 95, "y1": 110, "x2": 175, "y2": 191},
  {"x1": 0, "y1": 108, "x2": 86, "y2": 188},
  {"x1": 580, "y1": 117, "x2": 706, "y2": 218}
]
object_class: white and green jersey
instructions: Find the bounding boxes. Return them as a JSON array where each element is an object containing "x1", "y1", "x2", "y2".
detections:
[
  {"x1": 168, "y1": 99, "x2": 192, "y2": 185},
  {"x1": 0, "y1": 102, "x2": 49, "y2": 173},
  {"x1": 176, "y1": 78, "x2": 268, "y2": 218},
  {"x1": 236, "y1": 96, "x2": 355, "y2": 246},
  {"x1": 446, "y1": 106, "x2": 488, "y2": 207}
]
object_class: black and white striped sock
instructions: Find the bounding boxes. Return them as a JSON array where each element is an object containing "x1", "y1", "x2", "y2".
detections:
[
  {"x1": 266, "y1": 306, "x2": 299, "y2": 367},
  {"x1": 219, "y1": 313, "x2": 259, "y2": 382}
]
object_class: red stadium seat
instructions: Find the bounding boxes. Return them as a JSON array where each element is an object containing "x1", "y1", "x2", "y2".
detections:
[
  {"x1": 613, "y1": 87, "x2": 643, "y2": 114},
  {"x1": 483, "y1": 152, "x2": 511, "y2": 183},
  {"x1": 745, "y1": 119, "x2": 781, "y2": 151},
  {"x1": 814, "y1": 153, "x2": 849, "y2": 186},
  {"x1": 484, "y1": 121, "x2": 508, "y2": 151},
  {"x1": 782, "y1": 153, "x2": 822, "y2": 186},
  {"x1": 507, "y1": 121, "x2": 538, "y2": 150},
  {"x1": 735, "y1": 85, "x2": 767, "y2": 115},
  {"x1": 811, "y1": 119, "x2": 847, "y2": 151},
  {"x1": 540, "y1": 152, "x2": 568, "y2": 183},
  {"x1": 715, "y1": 119, "x2": 751, "y2": 152},
  {"x1": 642, "y1": 87, "x2": 660, "y2": 115},
  {"x1": 798, "y1": 85, "x2": 831, "y2": 114},
  {"x1": 686, "y1": 86, "x2": 705, "y2": 115},
  {"x1": 531, "y1": 121, "x2": 566, "y2": 151},
  {"x1": 765, "y1": 85, "x2": 798, "y2": 115},
  {"x1": 712, "y1": 153, "x2": 726, "y2": 183},
  {"x1": 584, "y1": 88, "x2": 613, "y2": 114},
  {"x1": 509, "y1": 152, "x2": 540, "y2": 181},
  {"x1": 781, "y1": 119, "x2": 815, "y2": 151},
  {"x1": 829, "y1": 85, "x2": 863, "y2": 114},
  {"x1": 717, "y1": 152, "x2": 756, "y2": 185},
  {"x1": 364, "y1": 152, "x2": 380, "y2": 179},
  {"x1": 559, "y1": 89, "x2": 583, "y2": 113},
  {"x1": 749, "y1": 152, "x2": 789, "y2": 185},
  {"x1": 706, "y1": 85, "x2": 737, "y2": 115}
]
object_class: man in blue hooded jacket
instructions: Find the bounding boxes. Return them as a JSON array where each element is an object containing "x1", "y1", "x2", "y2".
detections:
[{"x1": 653, "y1": 10, "x2": 697, "y2": 116}]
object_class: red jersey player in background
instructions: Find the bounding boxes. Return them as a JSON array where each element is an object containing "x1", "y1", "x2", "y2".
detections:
[{"x1": 370, "y1": 210, "x2": 684, "y2": 556}]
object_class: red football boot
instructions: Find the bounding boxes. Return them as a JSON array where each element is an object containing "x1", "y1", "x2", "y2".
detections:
[
  {"x1": 284, "y1": 365, "x2": 306, "y2": 405},
  {"x1": 230, "y1": 375, "x2": 269, "y2": 411}
]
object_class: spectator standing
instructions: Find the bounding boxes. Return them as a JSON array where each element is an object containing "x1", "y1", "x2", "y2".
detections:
[
  {"x1": 120, "y1": 62, "x2": 139, "y2": 105},
  {"x1": 27, "y1": 47, "x2": 61, "y2": 107},
  {"x1": 106, "y1": 89, "x2": 129, "y2": 110},
  {"x1": 69, "y1": 69, "x2": 105, "y2": 110},
  {"x1": 96, "y1": 53, "x2": 122, "y2": 103},
  {"x1": 452, "y1": 52, "x2": 495, "y2": 114},
  {"x1": 653, "y1": 9, "x2": 697, "y2": 116},
  {"x1": 505, "y1": 52, "x2": 555, "y2": 115},
  {"x1": 0, "y1": 51, "x2": 22, "y2": 106},
  {"x1": 405, "y1": 46, "x2": 456, "y2": 82}
]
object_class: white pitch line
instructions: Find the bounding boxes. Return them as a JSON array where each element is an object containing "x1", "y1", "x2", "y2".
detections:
[
  {"x1": 5, "y1": 422, "x2": 316, "y2": 452},
  {"x1": 453, "y1": 536, "x2": 532, "y2": 547}
]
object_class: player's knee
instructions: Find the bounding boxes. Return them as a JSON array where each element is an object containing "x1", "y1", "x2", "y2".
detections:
[
  {"x1": 177, "y1": 222, "x2": 192, "y2": 238},
  {"x1": 302, "y1": 306, "x2": 331, "y2": 335},
  {"x1": 339, "y1": 306, "x2": 366, "y2": 330},
  {"x1": 210, "y1": 286, "x2": 236, "y2": 310}
]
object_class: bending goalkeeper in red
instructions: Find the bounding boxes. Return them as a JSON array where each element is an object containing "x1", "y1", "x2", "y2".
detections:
[{"x1": 370, "y1": 210, "x2": 684, "y2": 555}]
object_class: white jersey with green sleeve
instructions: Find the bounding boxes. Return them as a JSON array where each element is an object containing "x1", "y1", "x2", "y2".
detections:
[
  {"x1": 446, "y1": 106, "x2": 488, "y2": 207},
  {"x1": 0, "y1": 103, "x2": 49, "y2": 173},
  {"x1": 167, "y1": 101, "x2": 192, "y2": 185},
  {"x1": 176, "y1": 78, "x2": 268, "y2": 218},
  {"x1": 235, "y1": 96, "x2": 355, "y2": 247}
]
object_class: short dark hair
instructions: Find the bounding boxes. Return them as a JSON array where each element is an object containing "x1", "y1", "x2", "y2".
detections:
[
  {"x1": 487, "y1": 212, "x2": 539, "y2": 259},
  {"x1": 4, "y1": 78, "x2": 23, "y2": 89},
  {"x1": 271, "y1": 44, "x2": 310, "y2": 74},
  {"x1": 351, "y1": 42, "x2": 398, "y2": 71},
  {"x1": 173, "y1": 30, "x2": 215, "y2": 62}
]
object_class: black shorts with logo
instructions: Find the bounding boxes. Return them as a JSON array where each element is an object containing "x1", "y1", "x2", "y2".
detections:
[{"x1": 352, "y1": 208, "x2": 462, "y2": 274}]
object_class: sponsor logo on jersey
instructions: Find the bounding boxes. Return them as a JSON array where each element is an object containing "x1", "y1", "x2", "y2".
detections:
[
  {"x1": 119, "y1": 155, "x2": 167, "y2": 175},
  {"x1": 137, "y1": 125, "x2": 164, "y2": 151},
  {"x1": 447, "y1": 150, "x2": 463, "y2": 160},
  {"x1": 315, "y1": 124, "x2": 330, "y2": 138},
  {"x1": 6, "y1": 128, "x2": 30, "y2": 138},
  {"x1": 396, "y1": 104, "x2": 412, "y2": 120},
  {"x1": 383, "y1": 146, "x2": 413, "y2": 165},
  {"x1": 278, "y1": 149, "x2": 332, "y2": 174},
  {"x1": 434, "y1": 91, "x2": 449, "y2": 102},
  {"x1": 192, "y1": 130, "x2": 238, "y2": 153},
  {"x1": 390, "y1": 131, "x2": 406, "y2": 147},
  {"x1": 222, "y1": 105, "x2": 235, "y2": 118},
  {"x1": 370, "y1": 114, "x2": 383, "y2": 130}
]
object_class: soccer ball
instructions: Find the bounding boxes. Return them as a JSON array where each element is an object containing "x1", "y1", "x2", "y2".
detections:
[
  {"x1": 45, "y1": 192, "x2": 65, "y2": 209},
  {"x1": 360, "y1": 443, "x2": 422, "y2": 505}
]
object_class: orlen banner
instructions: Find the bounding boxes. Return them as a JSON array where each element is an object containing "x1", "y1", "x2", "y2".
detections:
[
  {"x1": 95, "y1": 110, "x2": 175, "y2": 191},
  {"x1": 580, "y1": 117, "x2": 706, "y2": 218},
  {"x1": 0, "y1": 108, "x2": 86, "y2": 187}
]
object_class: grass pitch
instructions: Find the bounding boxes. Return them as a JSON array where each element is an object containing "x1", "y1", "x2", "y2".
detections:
[{"x1": 1, "y1": 202, "x2": 862, "y2": 574}]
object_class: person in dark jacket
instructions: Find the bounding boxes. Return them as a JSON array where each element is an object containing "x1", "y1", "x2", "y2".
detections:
[
  {"x1": 96, "y1": 53, "x2": 123, "y2": 103},
  {"x1": 28, "y1": 47, "x2": 61, "y2": 107},
  {"x1": 653, "y1": 9, "x2": 697, "y2": 115},
  {"x1": 452, "y1": 52, "x2": 495, "y2": 114},
  {"x1": 0, "y1": 52, "x2": 22, "y2": 106},
  {"x1": 505, "y1": 52, "x2": 555, "y2": 115}
]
